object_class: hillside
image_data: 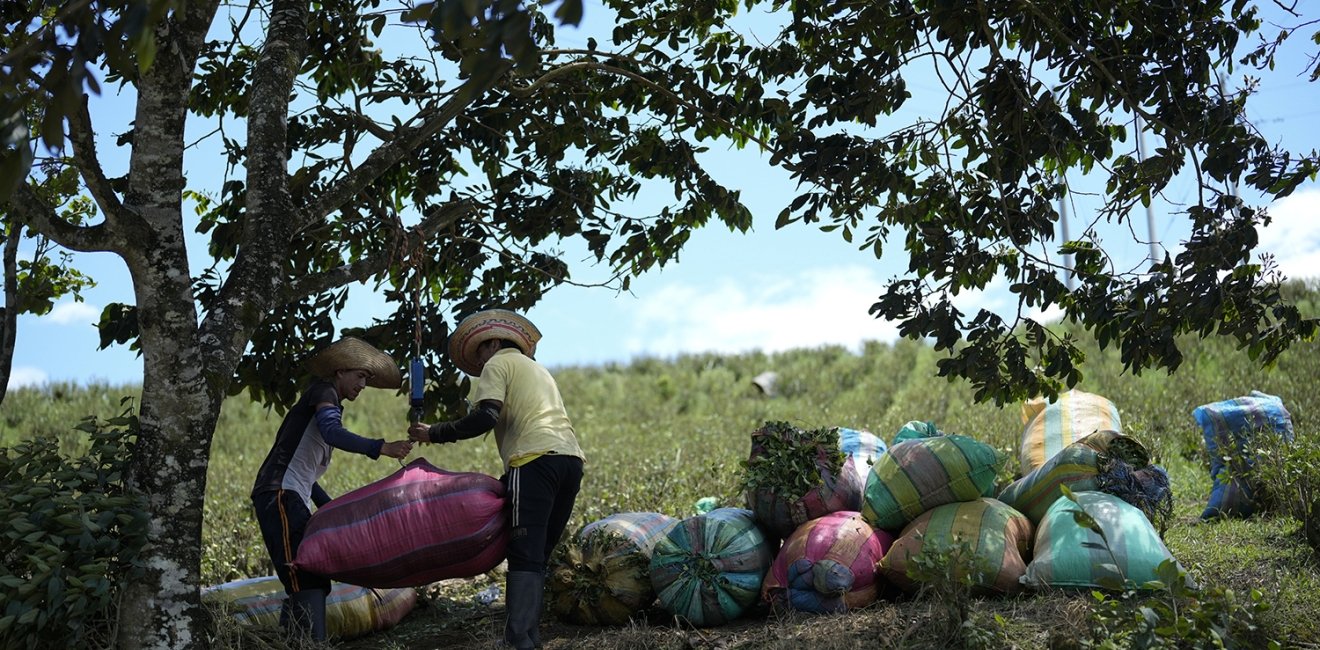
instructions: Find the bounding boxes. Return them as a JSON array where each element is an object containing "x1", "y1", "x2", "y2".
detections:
[{"x1": 2, "y1": 284, "x2": 1318, "y2": 648}]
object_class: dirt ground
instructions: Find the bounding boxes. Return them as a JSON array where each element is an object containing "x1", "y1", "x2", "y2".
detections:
[{"x1": 337, "y1": 577, "x2": 1088, "y2": 650}]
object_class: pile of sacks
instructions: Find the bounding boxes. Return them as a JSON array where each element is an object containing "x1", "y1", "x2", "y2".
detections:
[
  {"x1": 212, "y1": 389, "x2": 1297, "y2": 633},
  {"x1": 547, "y1": 391, "x2": 1193, "y2": 627}
]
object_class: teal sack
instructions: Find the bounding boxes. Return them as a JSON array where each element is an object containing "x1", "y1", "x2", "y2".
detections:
[
  {"x1": 649, "y1": 508, "x2": 774, "y2": 626},
  {"x1": 1022, "y1": 491, "x2": 1191, "y2": 591}
]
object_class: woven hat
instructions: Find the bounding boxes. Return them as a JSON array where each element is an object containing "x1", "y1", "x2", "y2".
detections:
[
  {"x1": 448, "y1": 309, "x2": 541, "y2": 376},
  {"x1": 306, "y1": 337, "x2": 402, "y2": 389}
]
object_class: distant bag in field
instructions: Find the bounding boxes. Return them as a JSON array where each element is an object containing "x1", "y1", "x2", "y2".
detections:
[
  {"x1": 1022, "y1": 491, "x2": 1192, "y2": 591},
  {"x1": 650, "y1": 507, "x2": 775, "y2": 627},
  {"x1": 743, "y1": 422, "x2": 867, "y2": 540},
  {"x1": 294, "y1": 459, "x2": 507, "y2": 588},
  {"x1": 861, "y1": 434, "x2": 1007, "y2": 531},
  {"x1": 1194, "y1": 391, "x2": 1295, "y2": 520},
  {"x1": 546, "y1": 512, "x2": 679, "y2": 625},
  {"x1": 761, "y1": 511, "x2": 894, "y2": 614},
  {"x1": 1019, "y1": 390, "x2": 1122, "y2": 475},
  {"x1": 997, "y1": 430, "x2": 1170, "y2": 527},
  {"x1": 201, "y1": 575, "x2": 415, "y2": 639},
  {"x1": 878, "y1": 498, "x2": 1032, "y2": 596}
]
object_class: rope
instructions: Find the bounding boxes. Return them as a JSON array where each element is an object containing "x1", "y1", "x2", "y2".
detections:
[{"x1": 406, "y1": 233, "x2": 427, "y2": 425}]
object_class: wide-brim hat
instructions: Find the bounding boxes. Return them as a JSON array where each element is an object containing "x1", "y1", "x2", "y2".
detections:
[
  {"x1": 448, "y1": 309, "x2": 541, "y2": 376},
  {"x1": 306, "y1": 337, "x2": 402, "y2": 389}
]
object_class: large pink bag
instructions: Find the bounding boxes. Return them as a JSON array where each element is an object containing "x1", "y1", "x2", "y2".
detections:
[
  {"x1": 294, "y1": 459, "x2": 507, "y2": 588},
  {"x1": 761, "y1": 511, "x2": 894, "y2": 614}
]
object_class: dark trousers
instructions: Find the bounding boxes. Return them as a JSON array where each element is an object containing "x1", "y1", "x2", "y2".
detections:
[
  {"x1": 503, "y1": 454, "x2": 584, "y2": 573},
  {"x1": 252, "y1": 489, "x2": 332, "y2": 594}
]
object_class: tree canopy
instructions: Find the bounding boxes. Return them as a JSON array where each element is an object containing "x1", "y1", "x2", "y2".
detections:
[{"x1": 2, "y1": 0, "x2": 1318, "y2": 647}]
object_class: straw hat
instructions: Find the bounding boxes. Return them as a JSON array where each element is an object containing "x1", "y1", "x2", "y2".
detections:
[
  {"x1": 448, "y1": 309, "x2": 541, "y2": 376},
  {"x1": 306, "y1": 337, "x2": 402, "y2": 389}
]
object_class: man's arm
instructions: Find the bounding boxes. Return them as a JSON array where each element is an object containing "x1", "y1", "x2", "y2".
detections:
[{"x1": 426, "y1": 399, "x2": 502, "y2": 443}]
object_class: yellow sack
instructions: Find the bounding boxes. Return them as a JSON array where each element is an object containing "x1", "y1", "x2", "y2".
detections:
[
  {"x1": 1019, "y1": 390, "x2": 1121, "y2": 475},
  {"x1": 202, "y1": 575, "x2": 416, "y2": 640}
]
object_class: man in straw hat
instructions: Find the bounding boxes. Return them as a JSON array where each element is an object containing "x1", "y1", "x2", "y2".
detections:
[
  {"x1": 409, "y1": 309, "x2": 584, "y2": 650},
  {"x1": 251, "y1": 337, "x2": 414, "y2": 642}
]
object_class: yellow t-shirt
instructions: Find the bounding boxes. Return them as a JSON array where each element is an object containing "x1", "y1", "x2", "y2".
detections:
[{"x1": 472, "y1": 348, "x2": 584, "y2": 470}]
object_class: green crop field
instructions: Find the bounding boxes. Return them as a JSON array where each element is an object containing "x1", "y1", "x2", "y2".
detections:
[{"x1": 3, "y1": 285, "x2": 1319, "y2": 649}]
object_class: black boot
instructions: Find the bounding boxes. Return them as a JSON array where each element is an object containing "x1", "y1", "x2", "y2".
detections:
[
  {"x1": 504, "y1": 571, "x2": 544, "y2": 650},
  {"x1": 288, "y1": 588, "x2": 328, "y2": 642}
]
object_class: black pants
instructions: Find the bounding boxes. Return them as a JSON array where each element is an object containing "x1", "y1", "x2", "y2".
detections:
[
  {"x1": 252, "y1": 489, "x2": 332, "y2": 593},
  {"x1": 503, "y1": 454, "x2": 584, "y2": 573}
]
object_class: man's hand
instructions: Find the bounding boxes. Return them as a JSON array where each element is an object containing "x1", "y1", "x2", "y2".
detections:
[
  {"x1": 381, "y1": 440, "x2": 414, "y2": 459},
  {"x1": 408, "y1": 422, "x2": 432, "y2": 443}
]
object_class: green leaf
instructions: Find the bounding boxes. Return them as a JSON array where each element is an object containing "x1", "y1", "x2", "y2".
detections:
[
  {"x1": 403, "y1": 2, "x2": 434, "y2": 23},
  {"x1": 554, "y1": 0, "x2": 584, "y2": 26},
  {"x1": 137, "y1": 34, "x2": 158, "y2": 75}
]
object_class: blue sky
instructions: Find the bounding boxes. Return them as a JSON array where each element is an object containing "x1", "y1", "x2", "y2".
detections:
[{"x1": 9, "y1": 2, "x2": 1320, "y2": 390}]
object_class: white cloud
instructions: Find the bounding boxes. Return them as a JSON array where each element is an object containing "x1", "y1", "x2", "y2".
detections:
[
  {"x1": 623, "y1": 265, "x2": 900, "y2": 358},
  {"x1": 1028, "y1": 304, "x2": 1066, "y2": 325},
  {"x1": 7, "y1": 366, "x2": 47, "y2": 389},
  {"x1": 944, "y1": 276, "x2": 1010, "y2": 318},
  {"x1": 938, "y1": 276, "x2": 1064, "y2": 326},
  {"x1": 1260, "y1": 187, "x2": 1320, "y2": 281},
  {"x1": 48, "y1": 301, "x2": 101, "y2": 326}
]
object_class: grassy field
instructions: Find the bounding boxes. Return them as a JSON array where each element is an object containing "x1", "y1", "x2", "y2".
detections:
[{"x1": 3, "y1": 289, "x2": 1319, "y2": 649}]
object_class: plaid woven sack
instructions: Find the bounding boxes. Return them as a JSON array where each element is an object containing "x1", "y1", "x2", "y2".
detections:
[
  {"x1": 202, "y1": 575, "x2": 416, "y2": 639},
  {"x1": 861, "y1": 434, "x2": 1007, "y2": 531},
  {"x1": 1019, "y1": 390, "x2": 1122, "y2": 475},
  {"x1": 650, "y1": 508, "x2": 775, "y2": 627},
  {"x1": 294, "y1": 458, "x2": 507, "y2": 588},
  {"x1": 1022, "y1": 491, "x2": 1191, "y2": 591},
  {"x1": 879, "y1": 498, "x2": 1032, "y2": 595},
  {"x1": 761, "y1": 511, "x2": 894, "y2": 614},
  {"x1": 547, "y1": 512, "x2": 679, "y2": 625},
  {"x1": 998, "y1": 430, "x2": 1154, "y2": 524},
  {"x1": 1194, "y1": 391, "x2": 1294, "y2": 520}
]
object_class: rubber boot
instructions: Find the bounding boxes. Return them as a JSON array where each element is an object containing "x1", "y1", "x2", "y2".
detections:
[
  {"x1": 528, "y1": 585, "x2": 543, "y2": 648},
  {"x1": 288, "y1": 588, "x2": 328, "y2": 642},
  {"x1": 529, "y1": 570, "x2": 546, "y2": 649},
  {"x1": 503, "y1": 570, "x2": 544, "y2": 650}
]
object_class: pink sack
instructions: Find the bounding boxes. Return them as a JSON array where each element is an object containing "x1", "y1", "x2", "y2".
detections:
[
  {"x1": 762, "y1": 511, "x2": 894, "y2": 614},
  {"x1": 294, "y1": 459, "x2": 507, "y2": 588}
]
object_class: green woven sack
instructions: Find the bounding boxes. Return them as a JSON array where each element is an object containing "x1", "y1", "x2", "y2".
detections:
[
  {"x1": 1022, "y1": 491, "x2": 1191, "y2": 591},
  {"x1": 997, "y1": 430, "x2": 1150, "y2": 524},
  {"x1": 649, "y1": 508, "x2": 775, "y2": 627},
  {"x1": 547, "y1": 512, "x2": 678, "y2": 625},
  {"x1": 879, "y1": 498, "x2": 1033, "y2": 595},
  {"x1": 861, "y1": 434, "x2": 1007, "y2": 531}
]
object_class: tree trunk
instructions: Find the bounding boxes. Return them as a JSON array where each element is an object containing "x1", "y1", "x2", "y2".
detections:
[
  {"x1": 115, "y1": 379, "x2": 223, "y2": 650},
  {"x1": 112, "y1": 3, "x2": 224, "y2": 640}
]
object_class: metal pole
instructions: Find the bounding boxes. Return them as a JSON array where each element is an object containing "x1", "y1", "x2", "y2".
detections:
[
  {"x1": 1058, "y1": 188, "x2": 1074, "y2": 291},
  {"x1": 1215, "y1": 70, "x2": 1243, "y2": 218},
  {"x1": 1134, "y1": 114, "x2": 1160, "y2": 266}
]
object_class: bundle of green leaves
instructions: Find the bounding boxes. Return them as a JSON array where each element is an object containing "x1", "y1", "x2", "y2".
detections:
[{"x1": 740, "y1": 421, "x2": 846, "y2": 502}]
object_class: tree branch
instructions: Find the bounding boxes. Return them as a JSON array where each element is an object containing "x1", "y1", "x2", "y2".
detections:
[
  {"x1": 282, "y1": 198, "x2": 475, "y2": 304},
  {"x1": 10, "y1": 183, "x2": 113, "y2": 253},
  {"x1": 68, "y1": 96, "x2": 127, "y2": 226},
  {"x1": 1017, "y1": 1, "x2": 1181, "y2": 140},
  {"x1": 536, "y1": 52, "x2": 776, "y2": 153},
  {"x1": 0, "y1": 230, "x2": 20, "y2": 404},
  {"x1": 303, "y1": 66, "x2": 511, "y2": 229}
]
